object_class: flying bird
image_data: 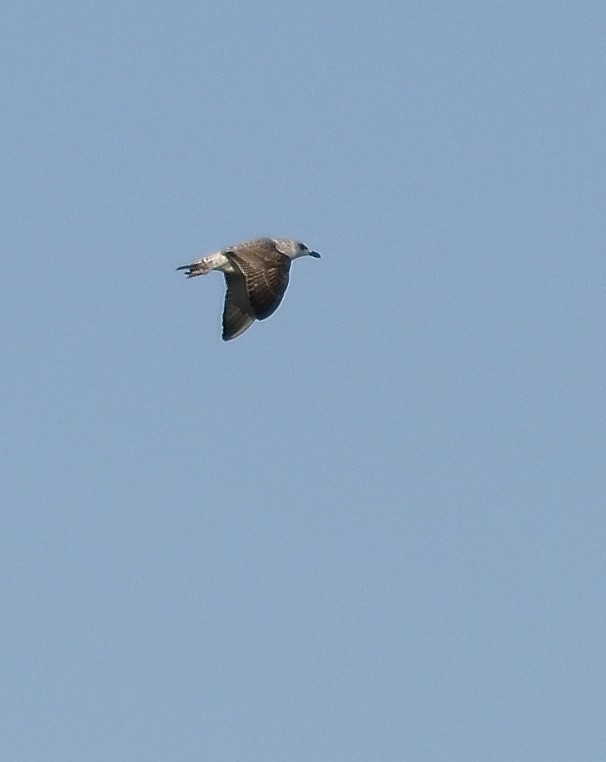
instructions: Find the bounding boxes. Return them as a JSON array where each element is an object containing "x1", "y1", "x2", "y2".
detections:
[{"x1": 177, "y1": 237, "x2": 321, "y2": 340}]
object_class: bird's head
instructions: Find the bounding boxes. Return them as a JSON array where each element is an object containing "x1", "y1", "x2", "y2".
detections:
[{"x1": 274, "y1": 238, "x2": 321, "y2": 260}]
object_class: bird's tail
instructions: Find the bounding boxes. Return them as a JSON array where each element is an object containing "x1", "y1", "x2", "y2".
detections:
[{"x1": 176, "y1": 258, "x2": 212, "y2": 278}]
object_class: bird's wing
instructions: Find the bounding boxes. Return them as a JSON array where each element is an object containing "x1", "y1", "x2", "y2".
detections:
[
  {"x1": 228, "y1": 243, "x2": 291, "y2": 320},
  {"x1": 222, "y1": 273, "x2": 256, "y2": 341}
]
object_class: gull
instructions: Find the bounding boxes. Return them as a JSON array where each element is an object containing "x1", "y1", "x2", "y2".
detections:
[{"x1": 177, "y1": 237, "x2": 321, "y2": 340}]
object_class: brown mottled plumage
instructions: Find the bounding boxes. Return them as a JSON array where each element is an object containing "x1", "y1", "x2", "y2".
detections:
[{"x1": 177, "y1": 237, "x2": 321, "y2": 341}]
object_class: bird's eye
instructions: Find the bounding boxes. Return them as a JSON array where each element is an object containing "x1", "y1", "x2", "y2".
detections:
[{"x1": 298, "y1": 242, "x2": 306, "y2": 251}]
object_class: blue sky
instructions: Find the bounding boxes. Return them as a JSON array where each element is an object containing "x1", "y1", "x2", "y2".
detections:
[{"x1": 2, "y1": 1, "x2": 605, "y2": 759}]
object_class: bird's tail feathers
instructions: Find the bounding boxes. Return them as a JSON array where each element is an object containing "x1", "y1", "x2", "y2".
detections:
[{"x1": 176, "y1": 259, "x2": 212, "y2": 278}]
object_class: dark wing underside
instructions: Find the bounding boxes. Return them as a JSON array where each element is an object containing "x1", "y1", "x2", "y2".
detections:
[
  {"x1": 222, "y1": 273, "x2": 256, "y2": 341},
  {"x1": 228, "y1": 244, "x2": 291, "y2": 321},
  {"x1": 219, "y1": 240, "x2": 292, "y2": 341}
]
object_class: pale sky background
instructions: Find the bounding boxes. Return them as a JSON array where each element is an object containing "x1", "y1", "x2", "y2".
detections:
[{"x1": 2, "y1": 1, "x2": 605, "y2": 759}]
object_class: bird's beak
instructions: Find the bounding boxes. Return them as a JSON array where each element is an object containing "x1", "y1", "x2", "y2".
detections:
[{"x1": 309, "y1": 250, "x2": 321, "y2": 258}]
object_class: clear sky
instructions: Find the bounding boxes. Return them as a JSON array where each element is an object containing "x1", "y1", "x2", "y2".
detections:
[{"x1": 2, "y1": 1, "x2": 605, "y2": 759}]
